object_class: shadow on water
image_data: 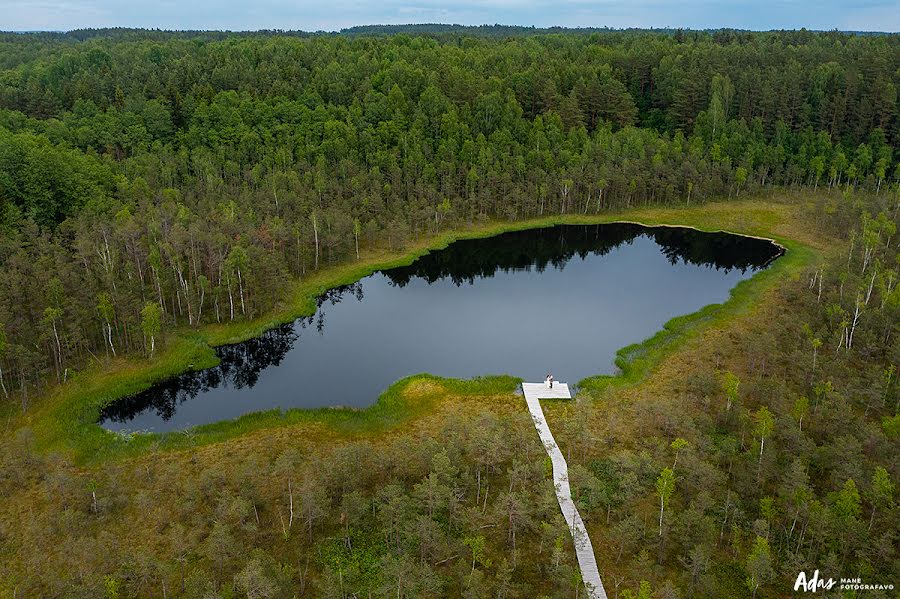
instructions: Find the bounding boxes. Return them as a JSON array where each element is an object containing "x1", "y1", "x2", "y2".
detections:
[
  {"x1": 99, "y1": 223, "x2": 782, "y2": 432},
  {"x1": 383, "y1": 224, "x2": 778, "y2": 286}
]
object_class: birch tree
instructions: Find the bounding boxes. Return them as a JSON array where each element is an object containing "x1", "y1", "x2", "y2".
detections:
[
  {"x1": 670, "y1": 438, "x2": 688, "y2": 471},
  {"x1": 792, "y1": 396, "x2": 809, "y2": 432},
  {"x1": 745, "y1": 536, "x2": 773, "y2": 598},
  {"x1": 753, "y1": 406, "x2": 775, "y2": 466},
  {"x1": 0, "y1": 325, "x2": 7, "y2": 399},
  {"x1": 140, "y1": 302, "x2": 162, "y2": 356},
  {"x1": 656, "y1": 467, "x2": 676, "y2": 537},
  {"x1": 225, "y1": 246, "x2": 249, "y2": 318},
  {"x1": 96, "y1": 293, "x2": 116, "y2": 357},
  {"x1": 722, "y1": 371, "x2": 740, "y2": 412},
  {"x1": 867, "y1": 467, "x2": 894, "y2": 530},
  {"x1": 311, "y1": 211, "x2": 319, "y2": 270}
]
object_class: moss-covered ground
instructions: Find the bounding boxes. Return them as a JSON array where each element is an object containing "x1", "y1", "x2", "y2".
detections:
[{"x1": 14, "y1": 193, "x2": 831, "y2": 464}]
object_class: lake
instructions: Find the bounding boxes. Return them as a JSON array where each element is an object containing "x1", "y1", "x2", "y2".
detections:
[{"x1": 100, "y1": 223, "x2": 782, "y2": 432}]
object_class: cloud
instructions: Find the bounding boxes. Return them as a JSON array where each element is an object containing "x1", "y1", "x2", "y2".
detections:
[
  {"x1": 0, "y1": 0, "x2": 897, "y2": 32},
  {"x1": 839, "y1": 2, "x2": 900, "y2": 31}
]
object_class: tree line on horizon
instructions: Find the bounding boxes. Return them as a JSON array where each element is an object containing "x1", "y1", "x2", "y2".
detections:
[{"x1": 0, "y1": 28, "x2": 898, "y2": 401}]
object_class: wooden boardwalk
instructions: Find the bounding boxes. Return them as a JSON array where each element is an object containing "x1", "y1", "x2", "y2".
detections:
[{"x1": 522, "y1": 383, "x2": 608, "y2": 599}]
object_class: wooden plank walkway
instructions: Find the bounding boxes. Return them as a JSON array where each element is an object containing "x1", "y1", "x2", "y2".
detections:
[{"x1": 522, "y1": 382, "x2": 608, "y2": 599}]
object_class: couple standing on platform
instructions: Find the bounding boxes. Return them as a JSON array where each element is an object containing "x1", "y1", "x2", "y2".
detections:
[{"x1": 545, "y1": 373, "x2": 554, "y2": 388}]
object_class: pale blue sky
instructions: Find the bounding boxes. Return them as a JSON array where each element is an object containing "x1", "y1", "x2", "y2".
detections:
[{"x1": 3, "y1": 0, "x2": 898, "y2": 33}]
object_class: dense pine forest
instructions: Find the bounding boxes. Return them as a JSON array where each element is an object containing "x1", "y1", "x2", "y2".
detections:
[
  {"x1": 0, "y1": 27, "x2": 898, "y2": 598},
  {"x1": 1, "y1": 28, "x2": 899, "y2": 396}
]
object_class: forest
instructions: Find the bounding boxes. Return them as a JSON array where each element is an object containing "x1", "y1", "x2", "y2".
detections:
[{"x1": 0, "y1": 27, "x2": 897, "y2": 598}]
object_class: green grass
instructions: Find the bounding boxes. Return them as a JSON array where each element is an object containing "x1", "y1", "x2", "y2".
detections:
[
  {"x1": 31, "y1": 371, "x2": 522, "y2": 463},
  {"x1": 580, "y1": 236, "x2": 812, "y2": 394},
  {"x1": 18, "y1": 196, "x2": 824, "y2": 463}
]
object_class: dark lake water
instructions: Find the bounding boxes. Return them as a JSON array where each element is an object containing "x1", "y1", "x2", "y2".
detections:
[{"x1": 100, "y1": 223, "x2": 782, "y2": 432}]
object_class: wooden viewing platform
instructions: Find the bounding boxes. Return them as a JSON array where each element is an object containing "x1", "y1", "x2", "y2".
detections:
[
  {"x1": 521, "y1": 381, "x2": 573, "y2": 400},
  {"x1": 522, "y1": 382, "x2": 608, "y2": 599}
]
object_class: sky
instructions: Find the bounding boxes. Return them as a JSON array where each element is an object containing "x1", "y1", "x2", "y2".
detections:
[{"x1": 3, "y1": 0, "x2": 899, "y2": 33}]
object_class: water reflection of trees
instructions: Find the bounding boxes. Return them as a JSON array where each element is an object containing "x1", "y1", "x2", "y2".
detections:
[
  {"x1": 101, "y1": 283, "x2": 370, "y2": 425},
  {"x1": 100, "y1": 225, "x2": 780, "y2": 427},
  {"x1": 383, "y1": 224, "x2": 781, "y2": 287},
  {"x1": 649, "y1": 228, "x2": 782, "y2": 273},
  {"x1": 101, "y1": 282, "x2": 368, "y2": 426},
  {"x1": 99, "y1": 323, "x2": 299, "y2": 424}
]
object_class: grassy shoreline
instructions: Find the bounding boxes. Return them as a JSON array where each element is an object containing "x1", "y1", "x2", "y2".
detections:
[
  {"x1": 17, "y1": 196, "x2": 824, "y2": 463},
  {"x1": 580, "y1": 236, "x2": 809, "y2": 394}
]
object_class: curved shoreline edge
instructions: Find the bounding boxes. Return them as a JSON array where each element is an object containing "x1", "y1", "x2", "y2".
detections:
[{"x1": 19, "y1": 198, "x2": 815, "y2": 462}]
